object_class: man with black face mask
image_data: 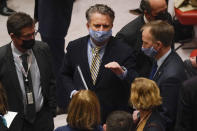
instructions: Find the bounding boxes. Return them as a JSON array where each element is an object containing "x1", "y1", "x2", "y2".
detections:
[
  {"x1": 116, "y1": 0, "x2": 172, "y2": 78},
  {"x1": 0, "y1": 12, "x2": 56, "y2": 131},
  {"x1": 59, "y1": 4, "x2": 138, "y2": 123}
]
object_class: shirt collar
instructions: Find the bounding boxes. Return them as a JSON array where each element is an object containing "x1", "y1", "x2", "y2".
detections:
[
  {"x1": 157, "y1": 48, "x2": 171, "y2": 68},
  {"x1": 144, "y1": 15, "x2": 149, "y2": 24},
  {"x1": 89, "y1": 38, "x2": 107, "y2": 50},
  {"x1": 11, "y1": 41, "x2": 32, "y2": 57}
]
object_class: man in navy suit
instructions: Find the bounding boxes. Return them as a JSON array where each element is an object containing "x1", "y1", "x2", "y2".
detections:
[
  {"x1": 141, "y1": 20, "x2": 186, "y2": 130},
  {"x1": 59, "y1": 4, "x2": 138, "y2": 123},
  {"x1": 34, "y1": 0, "x2": 74, "y2": 110}
]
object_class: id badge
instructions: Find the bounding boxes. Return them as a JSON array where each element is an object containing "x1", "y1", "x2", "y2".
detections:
[{"x1": 27, "y1": 92, "x2": 34, "y2": 104}]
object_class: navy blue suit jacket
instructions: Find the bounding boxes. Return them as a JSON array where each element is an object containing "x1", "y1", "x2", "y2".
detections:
[{"x1": 153, "y1": 51, "x2": 186, "y2": 130}]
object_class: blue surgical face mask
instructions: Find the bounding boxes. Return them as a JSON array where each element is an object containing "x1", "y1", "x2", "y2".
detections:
[
  {"x1": 89, "y1": 28, "x2": 112, "y2": 43},
  {"x1": 141, "y1": 46, "x2": 158, "y2": 57}
]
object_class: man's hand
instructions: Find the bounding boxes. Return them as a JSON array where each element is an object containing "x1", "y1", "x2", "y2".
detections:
[{"x1": 105, "y1": 61, "x2": 124, "y2": 75}]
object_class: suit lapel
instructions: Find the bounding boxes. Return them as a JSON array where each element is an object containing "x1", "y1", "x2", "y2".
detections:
[
  {"x1": 6, "y1": 44, "x2": 23, "y2": 101},
  {"x1": 95, "y1": 37, "x2": 113, "y2": 86},
  {"x1": 32, "y1": 43, "x2": 44, "y2": 86},
  {"x1": 79, "y1": 36, "x2": 94, "y2": 88},
  {"x1": 153, "y1": 51, "x2": 173, "y2": 81}
]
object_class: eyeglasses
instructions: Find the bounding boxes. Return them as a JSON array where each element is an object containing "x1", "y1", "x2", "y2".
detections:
[{"x1": 20, "y1": 30, "x2": 38, "y2": 39}]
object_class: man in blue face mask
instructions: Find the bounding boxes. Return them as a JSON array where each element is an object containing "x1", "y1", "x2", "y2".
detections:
[
  {"x1": 140, "y1": 20, "x2": 186, "y2": 131},
  {"x1": 59, "y1": 4, "x2": 138, "y2": 123}
]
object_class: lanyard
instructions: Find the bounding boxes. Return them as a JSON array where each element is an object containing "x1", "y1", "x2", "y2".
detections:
[{"x1": 16, "y1": 53, "x2": 32, "y2": 82}]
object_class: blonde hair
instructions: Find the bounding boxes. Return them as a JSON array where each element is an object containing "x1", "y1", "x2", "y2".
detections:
[
  {"x1": 67, "y1": 90, "x2": 100, "y2": 130},
  {"x1": 130, "y1": 77, "x2": 162, "y2": 110}
]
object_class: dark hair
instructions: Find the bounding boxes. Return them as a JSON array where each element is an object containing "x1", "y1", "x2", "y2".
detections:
[
  {"x1": 140, "y1": 0, "x2": 152, "y2": 14},
  {"x1": 7, "y1": 12, "x2": 34, "y2": 37},
  {"x1": 86, "y1": 4, "x2": 115, "y2": 22},
  {"x1": 106, "y1": 111, "x2": 133, "y2": 131},
  {"x1": 0, "y1": 82, "x2": 8, "y2": 116},
  {"x1": 142, "y1": 20, "x2": 174, "y2": 47}
]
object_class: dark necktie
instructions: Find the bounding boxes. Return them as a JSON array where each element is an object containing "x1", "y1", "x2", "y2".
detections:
[
  {"x1": 20, "y1": 54, "x2": 36, "y2": 123},
  {"x1": 149, "y1": 62, "x2": 158, "y2": 80}
]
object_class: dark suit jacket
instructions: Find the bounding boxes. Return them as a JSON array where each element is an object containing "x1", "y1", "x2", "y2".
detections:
[
  {"x1": 34, "y1": 0, "x2": 74, "y2": 38},
  {"x1": 60, "y1": 35, "x2": 138, "y2": 121},
  {"x1": 0, "y1": 41, "x2": 56, "y2": 128},
  {"x1": 153, "y1": 51, "x2": 187, "y2": 130},
  {"x1": 116, "y1": 16, "x2": 153, "y2": 77},
  {"x1": 116, "y1": 15, "x2": 144, "y2": 51},
  {"x1": 143, "y1": 109, "x2": 165, "y2": 131},
  {"x1": 175, "y1": 76, "x2": 197, "y2": 131}
]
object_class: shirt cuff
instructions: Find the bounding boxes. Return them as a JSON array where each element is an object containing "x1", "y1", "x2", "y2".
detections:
[
  {"x1": 117, "y1": 66, "x2": 128, "y2": 80},
  {"x1": 70, "y1": 90, "x2": 77, "y2": 98}
]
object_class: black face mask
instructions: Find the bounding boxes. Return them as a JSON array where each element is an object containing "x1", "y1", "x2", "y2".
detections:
[
  {"x1": 155, "y1": 11, "x2": 170, "y2": 21},
  {"x1": 21, "y1": 39, "x2": 35, "y2": 49}
]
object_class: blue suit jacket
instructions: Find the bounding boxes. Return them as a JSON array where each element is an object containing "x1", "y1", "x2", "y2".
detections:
[{"x1": 153, "y1": 51, "x2": 187, "y2": 130}]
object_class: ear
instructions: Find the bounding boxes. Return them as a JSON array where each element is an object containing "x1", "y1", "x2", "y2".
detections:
[
  {"x1": 144, "y1": 11, "x2": 150, "y2": 20},
  {"x1": 156, "y1": 41, "x2": 163, "y2": 50},
  {"x1": 86, "y1": 22, "x2": 90, "y2": 30},
  {"x1": 103, "y1": 124, "x2": 107, "y2": 131},
  {"x1": 10, "y1": 33, "x2": 17, "y2": 40}
]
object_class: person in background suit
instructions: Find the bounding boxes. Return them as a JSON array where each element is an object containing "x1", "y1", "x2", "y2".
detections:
[
  {"x1": 129, "y1": 0, "x2": 169, "y2": 16},
  {"x1": 141, "y1": 20, "x2": 186, "y2": 130},
  {"x1": 116, "y1": 0, "x2": 172, "y2": 77},
  {"x1": 34, "y1": 0, "x2": 74, "y2": 110},
  {"x1": 103, "y1": 111, "x2": 134, "y2": 131},
  {"x1": 0, "y1": 0, "x2": 15, "y2": 16},
  {"x1": 55, "y1": 90, "x2": 102, "y2": 131},
  {"x1": 59, "y1": 4, "x2": 138, "y2": 123},
  {"x1": 175, "y1": 76, "x2": 197, "y2": 131},
  {"x1": 0, "y1": 12, "x2": 56, "y2": 131},
  {"x1": 116, "y1": 0, "x2": 172, "y2": 52}
]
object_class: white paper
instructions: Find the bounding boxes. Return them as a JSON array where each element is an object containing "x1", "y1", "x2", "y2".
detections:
[{"x1": 3, "y1": 111, "x2": 18, "y2": 128}]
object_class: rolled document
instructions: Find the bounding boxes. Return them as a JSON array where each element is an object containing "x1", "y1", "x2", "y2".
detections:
[{"x1": 77, "y1": 65, "x2": 88, "y2": 90}]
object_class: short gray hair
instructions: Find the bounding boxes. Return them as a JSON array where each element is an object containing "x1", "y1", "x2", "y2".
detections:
[{"x1": 86, "y1": 4, "x2": 115, "y2": 22}]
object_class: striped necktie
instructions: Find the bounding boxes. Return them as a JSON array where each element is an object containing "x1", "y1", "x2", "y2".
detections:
[{"x1": 90, "y1": 47, "x2": 101, "y2": 85}]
